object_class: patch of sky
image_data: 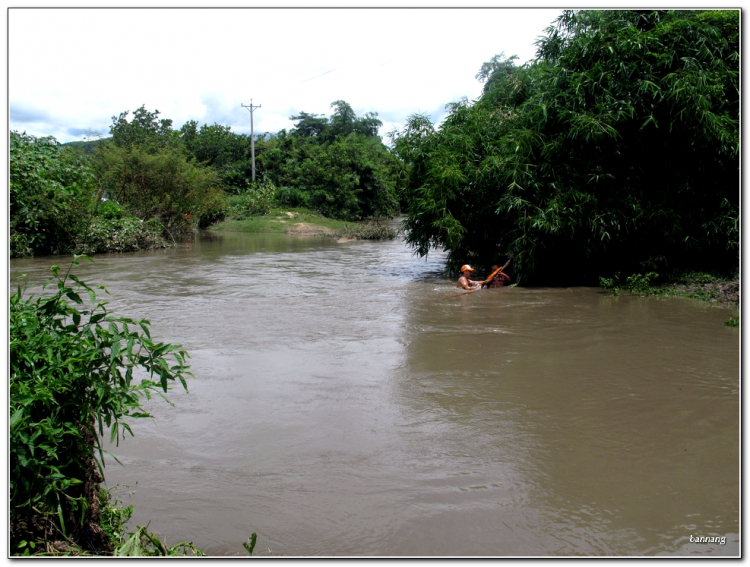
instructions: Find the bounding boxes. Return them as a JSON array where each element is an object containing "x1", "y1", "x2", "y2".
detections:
[
  {"x1": 10, "y1": 104, "x2": 49, "y2": 124},
  {"x1": 65, "y1": 127, "x2": 90, "y2": 137}
]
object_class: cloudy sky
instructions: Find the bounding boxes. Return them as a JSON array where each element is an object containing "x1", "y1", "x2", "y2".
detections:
[{"x1": 9, "y1": 7, "x2": 563, "y2": 144}]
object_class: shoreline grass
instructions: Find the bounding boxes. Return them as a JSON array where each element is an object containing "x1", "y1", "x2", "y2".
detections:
[
  {"x1": 210, "y1": 207, "x2": 352, "y2": 234},
  {"x1": 209, "y1": 207, "x2": 397, "y2": 240}
]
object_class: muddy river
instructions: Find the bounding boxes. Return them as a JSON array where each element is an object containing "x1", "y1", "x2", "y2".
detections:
[{"x1": 10, "y1": 229, "x2": 739, "y2": 556}]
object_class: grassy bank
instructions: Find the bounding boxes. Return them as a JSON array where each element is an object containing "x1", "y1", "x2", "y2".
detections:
[
  {"x1": 211, "y1": 207, "x2": 349, "y2": 234},
  {"x1": 600, "y1": 270, "x2": 739, "y2": 303},
  {"x1": 210, "y1": 207, "x2": 397, "y2": 240},
  {"x1": 599, "y1": 270, "x2": 739, "y2": 326}
]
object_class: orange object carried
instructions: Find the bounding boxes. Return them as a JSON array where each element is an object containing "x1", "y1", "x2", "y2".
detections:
[
  {"x1": 432, "y1": 257, "x2": 513, "y2": 301},
  {"x1": 480, "y1": 258, "x2": 512, "y2": 288}
]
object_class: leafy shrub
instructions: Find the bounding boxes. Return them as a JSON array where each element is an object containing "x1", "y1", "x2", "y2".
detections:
[
  {"x1": 10, "y1": 233, "x2": 34, "y2": 259},
  {"x1": 226, "y1": 180, "x2": 276, "y2": 219},
  {"x1": 10, "y1": 131, "x2": 96, "y2": 257},
  {"x1": 74, "y1": 216, "x2": 167, "y2": 255},
  {"x1": 99, "y1": 488, "x2": 133, "y2": 544},
  {"x1": 330, "y1": 221, "x2": 397, "y2": 240},
  {"x1": 94, "y1": 143, "x2": 224, "y2": 240},
  {"x1": 114, "y1": 526, "x2": 205, "y2": 556},
  {"x1": 598, "y1": 275, "x2": 620, "y2": 295},
  {"x1": 622, "y1": 272, "x2": 660, "y2": 294},
  {"x1": 260, "y1": 126, "x2": 401, "y2": 221},
  {"x1": 10, "y1": 258, "x2": 192, "y2": 553},
  {"x1": 274, "y1": 185, "x2": 311, "y2": 209},
  {"x1": 97, "y1": 201, "x2": 125, "y2": 220}
]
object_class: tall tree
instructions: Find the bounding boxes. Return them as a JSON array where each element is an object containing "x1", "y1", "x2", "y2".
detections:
[
  {"x1": 393, "y1": 10, "x2": 739, "y2": 283},
  {"x1": 289, "y1": 112, "x2": 329, "y2": 138},
  {"x1": 110, "y1": 105, "x2": 178, "y2": 152}
]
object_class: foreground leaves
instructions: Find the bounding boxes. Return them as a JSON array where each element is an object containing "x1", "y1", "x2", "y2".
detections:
[{"x1": 10, "y1": 257, "x2": 192, "y2": 552}]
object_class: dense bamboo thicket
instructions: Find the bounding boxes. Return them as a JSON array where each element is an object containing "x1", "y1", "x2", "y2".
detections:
[{"x1": 391, "y1": 10, "x2": 739, "y2": 284}]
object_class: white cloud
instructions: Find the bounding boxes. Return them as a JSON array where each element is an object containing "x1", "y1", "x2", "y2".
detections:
[{"x1": 9, "y1": 7, "x2": 562, "y2": 142}]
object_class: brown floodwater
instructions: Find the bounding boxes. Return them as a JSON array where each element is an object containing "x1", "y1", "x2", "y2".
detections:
[{"x1": 10, "y1": 229, "x2": 739, "y2": 556}]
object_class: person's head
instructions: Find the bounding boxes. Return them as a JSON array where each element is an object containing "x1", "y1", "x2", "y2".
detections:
[{"x1": 460, "y1": 264, "x2": 475, "y2": 276}]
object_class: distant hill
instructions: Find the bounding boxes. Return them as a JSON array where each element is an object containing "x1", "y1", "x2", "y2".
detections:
[{"x1": 63, "y1": 138, "x2": 111, "y2": 154}]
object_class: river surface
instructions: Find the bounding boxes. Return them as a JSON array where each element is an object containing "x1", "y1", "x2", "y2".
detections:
[{"x1": 10, "y1": 229, "x2": 740, "y2": 556}]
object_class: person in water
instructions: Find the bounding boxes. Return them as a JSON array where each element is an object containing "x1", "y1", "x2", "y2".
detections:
[
  {"x1": 487, "y1": 264, "x2": 511, "y2": 287},
  {"x1": 456, "y1": 265, "x2": 483, "y2": 290}
]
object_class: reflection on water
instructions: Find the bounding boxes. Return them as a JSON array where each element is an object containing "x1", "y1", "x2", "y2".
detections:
[{"x1": 10, "y1": 229, "x2": 739, "y2": 556}]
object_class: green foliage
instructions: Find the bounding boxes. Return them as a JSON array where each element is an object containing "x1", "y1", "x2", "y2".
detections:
[
  {"x1": 599, "y1": 275, "x2": 620, "y2": 295},
  {"x1": 94, "y1": 142, "x2": 226, "y2": 240},
  {"x1": 274, "y1": 185, "x2": 311, "y2": 209},
  {"x1": 180, "y1": 121, "x2": 255, "y2": 194},
  {"x1": 99, "y1": 488, "x2": 133, "y2": 543},
  {"x1": 393, "y1": 10, "x2": 739, "y2": 283},
  {"x1": 110, "y1": 106, "x2": 179, "y2": 153},
  {"x1": 290, "y1": 100, "x2": 384, "y2": 141},
  {"x1": 598, "y1": 269, "x2": 736, "y2": 305},
  {"x1": 10, "y1": 258, "x2": 192, "y2": 550},
  {"x1": 74, "y1": 216, "x2": 167, "y2": 255},
  {"x1": 97, "y1": 200, "x2": 125, "y2": 220},
  {"x1": 724, "y1": 316, "x2": 739, "y2": 327},
  {"x1": 63, "y1": 138, "x2": 110, "y2": 155},
  {"x1": 260, "y1": 125, "x2": 400, "y2": 221},
  {"x1": 226, "y1": 180, "x2": 277, "y2": 219},
  {"x1": 623, "y1": 272, "x2": 660, "y2": 294},
  {"x1": 288, "y1": 111, "x2": 328, "y2": 138},
  {"x1": 10, "y1": 131, "x2": 96, "y2": 257},
  {"x1": 243, "y1": 533, "x2": 257, "y2": 556},
  {"x1": 114, "y1": 526, "x2": 205, "y2": 556},
  {"x1": 475, "y1": 52, "x2": 519, "y2": 93},
  {"x1": 98, "y1": 101, "x2": 399, "y2": 229},
  {"x1": 211, "y1": 207, "x2": 352, "y2": 234},
  {"x1": 330, "y1": 221, "x2": 397, "y2": 240}
]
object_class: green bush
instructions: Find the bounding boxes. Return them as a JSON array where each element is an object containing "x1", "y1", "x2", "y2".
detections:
[
  {"x1": 10, "y1": 258, "x2": 192, "y2": 553},
  {"x1": 226, "y1": 180, "x2": 276, "y2": 219},
  {"x1": 74, "y1": 216, "x2": 167, "y2": 255},
  {"x1": 99, "y1": 488, "x2": 133, "y2": 544},
  {"x1": 274, "y1": 185, "x2": 311, "y2": 209},
  {"x1": 10, "y1": 233, "x2": 35, "y2": 259},
  {"x1": 10, "y1": 131, "x2": 96, "y2": 257},
  {"x1": 330, "y1": 221, "x2": 397, "y2": 240},
  {"x1": 97, "y1": 201, "x2": 125, "y2": 220},
  {"x1": 259, "y1": 111, "x2": 401, "y2": 221},
  {"x1": 94, "y1": 143, "x2": 225, "y2": 241},
  {"x1": 623, "y1": 272, "x2": 660, "y2": 294}
]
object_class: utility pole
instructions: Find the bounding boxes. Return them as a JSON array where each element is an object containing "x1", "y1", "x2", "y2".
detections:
[{"x1": 241, "y1": 99, "x2": 262, "y2": 182}]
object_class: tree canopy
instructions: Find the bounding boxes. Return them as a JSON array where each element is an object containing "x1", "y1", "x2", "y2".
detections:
[
  {"x1": 391, "y1": 9, "x2": 739, "y2": 284},
  {"x1": 257, "y1": 100, "x2": 400, "y2": 220},
  {"x1": 10, "y1": 132, "x2": 95, "y2": 257}
]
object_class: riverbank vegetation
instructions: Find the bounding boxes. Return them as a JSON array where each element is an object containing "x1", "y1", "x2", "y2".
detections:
[
  {"x1": 11, "y1": 99, "x2": 401, "y2": 259},
  {"x1": 9, "y1": 9, "x2": 739, "y2": 556},
  {"x1": 211, "y1": 206, "x2": 396, "y2": 239},
  {"x1": 11, "y1": 10, "x2": 739, "y2": 283},
  {"x1": 390, "y1": 10, "x2": 739, "y2": 286},
  {"x1": 599, "y1": 269, "x2": 739, "y2": 303},
  {"x1": 9, "y1": 257, "x2": 201, "y2": 555}
]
